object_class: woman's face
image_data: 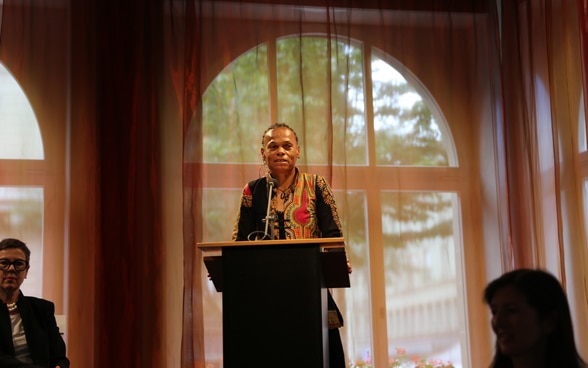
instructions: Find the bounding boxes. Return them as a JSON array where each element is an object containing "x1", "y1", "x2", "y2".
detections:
[
  {"x1": 261, "y1": 127, "x2": 300, "y2": 176},
  {"x1": 489, "y1": 285, "x2": 553, "y2": 360},
  {"x1": 0, "y1": 248, "x2": 28, "y2": 294}
]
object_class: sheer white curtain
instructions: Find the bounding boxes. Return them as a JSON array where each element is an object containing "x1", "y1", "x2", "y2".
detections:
[
  {"x1": 500, "y1": 0, "x2": 588, "y2": 354},
  {"x1": 180, "y1": 2, "x2": 502, "y2": 367}
]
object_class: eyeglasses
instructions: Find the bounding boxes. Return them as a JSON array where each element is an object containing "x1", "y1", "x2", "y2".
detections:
[{"x1": 0, "y1": 259, "x2": 29, "y2": 271}]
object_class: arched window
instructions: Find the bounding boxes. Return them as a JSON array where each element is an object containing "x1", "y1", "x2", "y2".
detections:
[
  {"x1": 196, "y1": 35, "x2": 471, "y2": 367},
  {"x1": 0, "y1": 62, "x2": 45, "y2": 298}
]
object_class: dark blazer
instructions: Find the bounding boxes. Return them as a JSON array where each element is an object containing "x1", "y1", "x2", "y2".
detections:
[{"x1": 0, "y1": 292, "x2": 69, "y2": 368}]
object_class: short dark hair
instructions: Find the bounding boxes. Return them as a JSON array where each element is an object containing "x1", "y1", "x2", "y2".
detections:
[
  {"x1": 484, "y1": 268, "x2": 587, "y2": 368},
  {"x1": 261, "y1": 123, "x2": 299, "y2": 146},
  {"x1": 0, "y1": 238, "x2": 31, "y2": 262}
]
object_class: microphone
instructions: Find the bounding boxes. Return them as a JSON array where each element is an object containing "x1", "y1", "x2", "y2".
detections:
[
  {"x1": 267, "y1": 178, "x2": 279, "y2": 192},
  {"x1": 263, "y1": 178, "x2": 279, "y2": 239}
]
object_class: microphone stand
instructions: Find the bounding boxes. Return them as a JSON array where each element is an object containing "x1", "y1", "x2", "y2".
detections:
[{"x1": 263, "y1": 178, "x2": 278, "y2": 240}]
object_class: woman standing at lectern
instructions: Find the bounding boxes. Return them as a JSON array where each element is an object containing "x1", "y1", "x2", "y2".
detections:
[{"x1": 232, "y1": 123, "x2": 350, "y2": 368}]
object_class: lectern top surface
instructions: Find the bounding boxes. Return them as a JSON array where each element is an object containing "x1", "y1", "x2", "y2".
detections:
[{"x1": 197, "y1": 237, "x2": 345, "y2": 251}]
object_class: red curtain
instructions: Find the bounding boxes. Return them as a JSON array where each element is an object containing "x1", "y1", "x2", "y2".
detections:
[{"x1": 1, "y1": 0, "x2": 167, "y2": 366}]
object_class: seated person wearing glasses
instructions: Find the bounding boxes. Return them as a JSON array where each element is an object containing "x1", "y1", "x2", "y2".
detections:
[{"x1": 0, "y1": 238, "x2": 69, "y2": 368}]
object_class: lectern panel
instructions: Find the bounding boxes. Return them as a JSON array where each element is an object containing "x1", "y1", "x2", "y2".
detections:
[{"x1": 222, "y1": 244, "x2": 328, "y2": 368}]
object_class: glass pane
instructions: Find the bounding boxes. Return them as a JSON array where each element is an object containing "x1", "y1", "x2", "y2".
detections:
[
  {"x1": 202, "y1": 45, "x2": 270, "y2": 164},
  {"x1": 202, "y1": 188, "x2": 242, "y2": 242},
  {"x1": 331, "y1": 40, "x2": 368, "y2": 166},
  {"x1": 277, "y1": 37, "x2": 367, "y2": 165},
  {"x1": 381, "y1": 191, "x2": 463, "y2": 367},
  {"x1": 201, "y1": 37, "x2": 369, "y2": 166},
  {"x1": 333, "y1": 190, "x2": 372, "y2": 365},
  {"x1": 0, "y1": 187, "x2": 44, "y2": 297},
  {"x1": 371, "y1": 54, "x2": 451, "y2": 167},
  {"x1": 0, "y1": 63, "x2": 44, "y2": 160}
]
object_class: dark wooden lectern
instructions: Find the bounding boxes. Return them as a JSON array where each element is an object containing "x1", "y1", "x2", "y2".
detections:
[{"x1": 198, "y1": 237, "x2": 349, "y2": 368}]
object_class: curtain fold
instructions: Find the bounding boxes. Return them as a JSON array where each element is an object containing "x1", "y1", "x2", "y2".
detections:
[
  {"x1": 0, "y1": 0, "x2": 3, "y2": 40},
  {"x1": 179, "y1": 0, "x2": 206, "y2": 366},
  {"x1": 97, "y1": 1, "x2": 166, "y2": 366},
  {"x1": 68, "y1": 0, "x2": 98, "y2": 367}
]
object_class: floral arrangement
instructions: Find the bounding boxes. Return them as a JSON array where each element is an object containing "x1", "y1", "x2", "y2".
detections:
[{"x1": 350, "y1": 348, "x2": 455, "y2": 368}]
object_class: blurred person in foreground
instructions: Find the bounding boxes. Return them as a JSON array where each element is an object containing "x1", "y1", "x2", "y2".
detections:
[
  {"x1": 484, "y1": 268, "x2": 587, "y2": 368},
  {"x1": 0, "y1": 238, "x2": 69, "y2": 368},
  {"x1": 232, "y1": 123, "x2": 351, "y2": 368}
]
